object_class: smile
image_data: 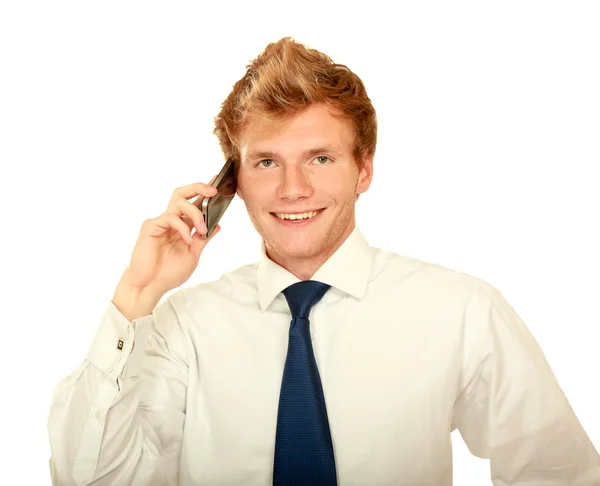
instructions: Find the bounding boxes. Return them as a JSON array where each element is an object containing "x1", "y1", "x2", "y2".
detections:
[
  {"x1": 273, "y1": 209, "x2": 324, "y2": 220},
  {"x1": 271, "y1": 208, "x2": 325, "y2": 225}
]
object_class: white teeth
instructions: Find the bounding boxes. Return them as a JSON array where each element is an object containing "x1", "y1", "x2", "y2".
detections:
[{"x1": 275, "y1": 210, "x2": 321, "y2": 220}]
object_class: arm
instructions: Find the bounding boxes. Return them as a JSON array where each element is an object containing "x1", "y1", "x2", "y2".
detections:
[
  {"x1": 47, "y1": 291, "x2": 189, "y2": 485},
  {"x1": 451, "y1": 284, "x2": 600, "y2": 485}
]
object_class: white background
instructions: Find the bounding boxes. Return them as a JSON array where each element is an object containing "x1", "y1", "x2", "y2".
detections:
[{"x1": 1, "y1": 1, "x2": 599, "y2": 484}]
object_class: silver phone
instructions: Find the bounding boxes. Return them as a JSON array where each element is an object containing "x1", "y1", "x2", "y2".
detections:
[{"x1": 194, "y1": 157, "x2": 237, "y2": 238}]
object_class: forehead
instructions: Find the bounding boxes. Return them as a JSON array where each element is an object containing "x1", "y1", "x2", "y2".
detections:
[{"x1": 238, "y1": 103, "x2": 354, "y2": 161}]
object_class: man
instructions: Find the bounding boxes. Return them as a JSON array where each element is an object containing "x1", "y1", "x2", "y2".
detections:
[{"x1": 48, "y1": 37, "x2": 600, "y2": 485}]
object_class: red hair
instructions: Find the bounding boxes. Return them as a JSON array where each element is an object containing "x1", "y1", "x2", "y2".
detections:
[{"x1": 213, "y1": 37, "x2": 377, "y2": 172}]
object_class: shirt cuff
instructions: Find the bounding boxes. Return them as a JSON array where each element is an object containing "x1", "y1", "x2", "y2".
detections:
[{"x1": 86, "y1": 301, "x2": 154, "y2": 379}]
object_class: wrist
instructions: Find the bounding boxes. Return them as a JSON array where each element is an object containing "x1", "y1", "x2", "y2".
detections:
[{"x1": 112, "y1": 271, "x2": 164, "y2": 323}]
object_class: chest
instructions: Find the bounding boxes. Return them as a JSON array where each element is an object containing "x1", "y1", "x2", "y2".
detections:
[{"x1": 180, "y1": 296, "x2": 462, "y2": 484}]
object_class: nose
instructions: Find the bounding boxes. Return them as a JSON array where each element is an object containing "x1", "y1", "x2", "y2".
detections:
[{"x1": 277, "y1": 164, "x2": 313, "y2": 201}]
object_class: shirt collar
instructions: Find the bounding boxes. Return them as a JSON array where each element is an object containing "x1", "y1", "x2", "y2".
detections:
[{"x1": 256, "y1": 226, "x2": 375, "y2": 312}]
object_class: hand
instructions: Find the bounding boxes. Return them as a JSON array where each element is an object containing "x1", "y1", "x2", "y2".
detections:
[{"x1": 120, "y1": 177, "x2": 220, "y2": 297}]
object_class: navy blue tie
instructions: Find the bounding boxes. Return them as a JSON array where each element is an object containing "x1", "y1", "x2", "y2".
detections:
[{"x1": 273, "y1": 280, "x2": 337, "y2": 485}]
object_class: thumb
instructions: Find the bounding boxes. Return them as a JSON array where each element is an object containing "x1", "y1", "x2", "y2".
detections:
[{"x1": 190, "y1": 224, "x2": 221, "y2": 255}]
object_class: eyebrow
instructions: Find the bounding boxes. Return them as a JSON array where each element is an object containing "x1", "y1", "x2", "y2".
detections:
[{"x1": 246, "y1": 144, "x2": 344, "y2": 162}]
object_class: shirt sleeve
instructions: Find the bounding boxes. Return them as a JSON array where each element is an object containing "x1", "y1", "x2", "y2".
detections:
[
  {"x1": 451, "y1": 284, "x2": 600, "y2": 485},
  {"x1": 47, "y1": 293, "x2": 189, "y2": 486}
]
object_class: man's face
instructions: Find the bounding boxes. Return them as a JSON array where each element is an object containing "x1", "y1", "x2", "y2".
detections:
[{"x1": 236, "y1": 103, "x2": 373, "y2": 266}]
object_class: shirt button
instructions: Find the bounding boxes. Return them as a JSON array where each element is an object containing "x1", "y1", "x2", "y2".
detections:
[
  {"x1": 310, "y1": 333, "x2": 315, "y2": 340},
  {"x1": 94, "y1": 409, "x2": 101, "y2": 420}
]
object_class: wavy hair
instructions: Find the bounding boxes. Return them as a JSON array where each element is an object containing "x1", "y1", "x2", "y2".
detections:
[{"x1": 213, "y1": 37, "x2": 377, "y2": 173}]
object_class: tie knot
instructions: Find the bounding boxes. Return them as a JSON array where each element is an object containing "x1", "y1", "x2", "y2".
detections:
[{"x1": 282, "y1": 280, "x2": 331, "y2": 319}]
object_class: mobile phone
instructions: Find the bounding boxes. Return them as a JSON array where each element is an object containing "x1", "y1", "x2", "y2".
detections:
[{"x1": 194, "y1": 157, "x2": 237, "y2": 238}]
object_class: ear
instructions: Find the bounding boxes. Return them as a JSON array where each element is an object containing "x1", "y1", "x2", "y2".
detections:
[
  {"x1": 355, "y1": 154, "x2": 374, "y2": 195},
  {"x1": 236, "y1": 184, "x2": 244, "y2": 201}
]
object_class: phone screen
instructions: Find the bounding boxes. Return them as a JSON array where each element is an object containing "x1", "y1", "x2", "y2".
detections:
[{"x1": 198, "y1": 157, "x2": 237, "y2": 238}]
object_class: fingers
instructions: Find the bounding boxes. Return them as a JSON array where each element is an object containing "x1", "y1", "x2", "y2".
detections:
[
  {"x1": 157, "y1": 176, "x2": 221, "y2": 243},
  {"x1": 151, "y1": 213, "x2": 195, "y2": 245},
  {"x1": 177, "y1": 198, "x2": 207, "y2": 236},
  {"x1": 191, "y1": 223, "x2": 221, "y2": 249},
  {"x1": 172, "y1": 178, "x2": 219, "y2": 204},
  {"x1": 169, "y1": 176, "x2": 220, "y2": 215}
]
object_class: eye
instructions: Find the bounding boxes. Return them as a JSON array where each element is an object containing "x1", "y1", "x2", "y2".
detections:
[
  {"x1": 314, "y1": 156, "x2": 331, "y2": 164},
  {"x1": 257, "y1": 159, "x2": 275, "y2": 168}
]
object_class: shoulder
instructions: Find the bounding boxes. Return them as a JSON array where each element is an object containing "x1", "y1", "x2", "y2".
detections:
[
  {"x1": 165, "y1": 262, "x2": 259, "y2": 313},
  {"x1": 369, "y1": 246, "x2": 499, "y2": 303}
]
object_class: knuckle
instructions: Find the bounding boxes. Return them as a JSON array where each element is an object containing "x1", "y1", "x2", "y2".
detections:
[
  {"x1": 160, "y1": 213, "x2": 175, "y2": 226},
  {"x1": 141, "y1": 218, "x2": 154, "y2": 229}
]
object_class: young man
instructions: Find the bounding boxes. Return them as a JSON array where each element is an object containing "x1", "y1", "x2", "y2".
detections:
[{"x1": 48, "y1": 37, "x2": 600, "y2": 485}]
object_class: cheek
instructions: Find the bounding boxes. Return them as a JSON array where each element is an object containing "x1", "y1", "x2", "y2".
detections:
[
  {"x1": 317, "y1": 175, "x2": 355, "y2": 199},
  {"x1": 240, "y1": 173, "x2": 276, "y2": 199},
  {"x1": 238, "y1": 182, "x2": 268, "y2": 209}
]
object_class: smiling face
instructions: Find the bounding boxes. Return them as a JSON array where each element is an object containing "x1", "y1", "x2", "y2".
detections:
[{"x1": 236, "y1": 103, "x2": 373, "y2": 277}]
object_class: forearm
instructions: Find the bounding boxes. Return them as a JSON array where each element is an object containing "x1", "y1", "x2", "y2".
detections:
[
  {"x1": 48, "y1": 362, "x2": 152, "y2": 485},
  {"x1": 47, "y1": 300, "x2": 182, "y2": 485}
]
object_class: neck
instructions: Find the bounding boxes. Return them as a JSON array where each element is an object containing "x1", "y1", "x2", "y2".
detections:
[{"x1": 265, "y1": 223, "x2": 355, "y2": 281}]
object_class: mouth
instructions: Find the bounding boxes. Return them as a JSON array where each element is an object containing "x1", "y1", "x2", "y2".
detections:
[{"x1": 270, "y1": 208, "x2": 325, "y2": 227}]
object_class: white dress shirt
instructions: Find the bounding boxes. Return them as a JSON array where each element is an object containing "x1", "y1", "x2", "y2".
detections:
[{"x1": 48, "y1": 226, "x2": 600, "y2": 485}]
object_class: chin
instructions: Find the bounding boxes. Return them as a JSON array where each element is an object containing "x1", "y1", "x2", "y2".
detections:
[
  {"x1": 269, "y1": 235, "x2": 319, "y2": 257},
  {"x1": 251, "y1": 208, "x2": 350, "y2": 260}
]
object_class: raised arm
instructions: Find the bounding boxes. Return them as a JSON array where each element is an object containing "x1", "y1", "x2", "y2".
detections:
[{"x1": 47, "y1": 178, "x2": 221, "y2": 485}]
